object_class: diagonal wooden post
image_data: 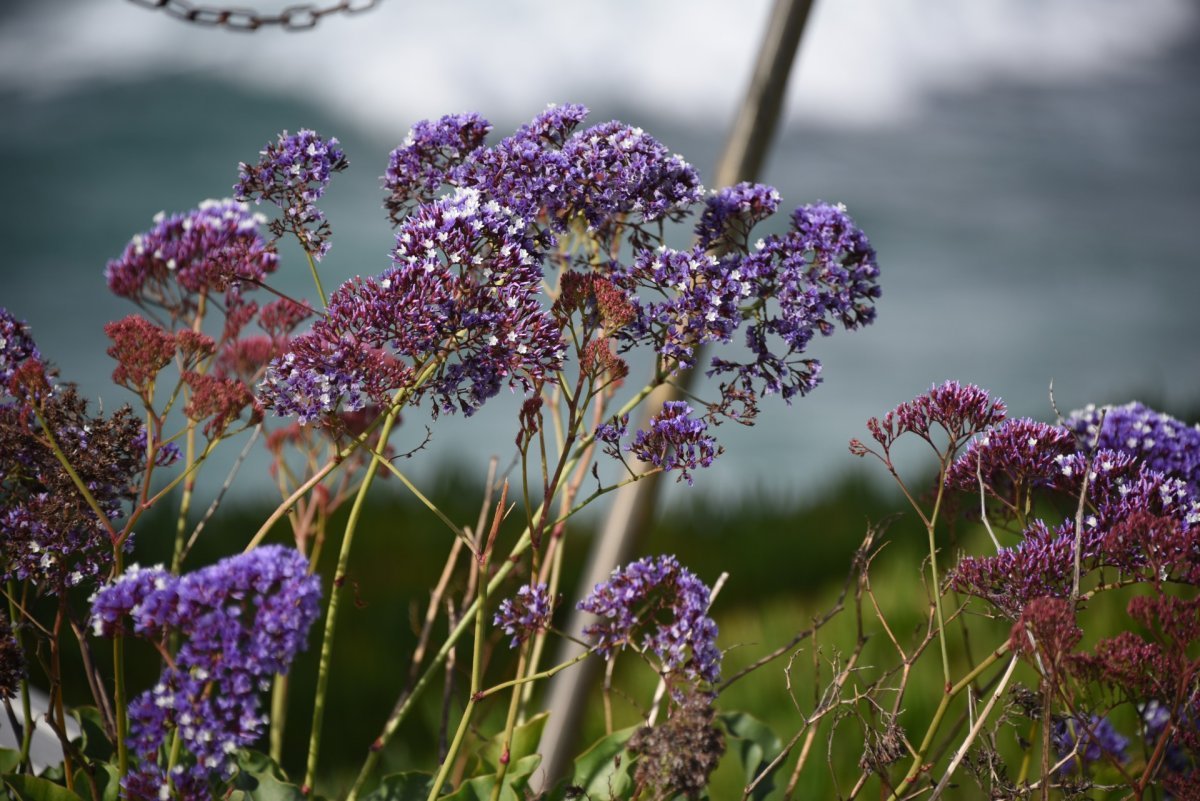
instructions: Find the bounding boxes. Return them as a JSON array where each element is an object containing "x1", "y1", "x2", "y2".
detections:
[{"x1": 532, "y1": 0, "x2": 817, "y2": 789}]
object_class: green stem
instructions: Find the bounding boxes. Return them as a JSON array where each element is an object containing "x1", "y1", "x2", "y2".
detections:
[
  {"x1": 428, "y1": 520, "x2": 493, "y2": 801},
  {"x1": 304, "y1": 249, "x2": 329, "y2": 309},
  {"x1": 886, "y1": 642, "x2": 1010, "y2": 801},
  {"x1": 475, "y1": 649, "x2": 592, "y2": 702},
  {"x1": 346, "y1": 380, "x2": 661, "y2": 801},
  {"x1": 303, "y1": 405, "x2": 403, "y2": 792},
  {"x1": 926, "y1": 456, "x2": 953, "y2": 687},
  {"x1": 113, "y1": 548, "x2": 129, "y2": 779},
  {"x1": 169, "y1": 422, "x2": 198, "y2": 575},
  {"x1": 6, "y1": 582, "x2": 32, "y2": 770},
  {"x1": 166, "y1": 727, "x2": 183, "y2": 798},
  {"x1": 270, "y1": 673, "x2": 289, "y2": 766},
  {"x1": 32, "y1": 406, "x2": 118, "y2": 541},
  {"x1": 489, "y1": 646, "x2": 528, "y2": 801}
]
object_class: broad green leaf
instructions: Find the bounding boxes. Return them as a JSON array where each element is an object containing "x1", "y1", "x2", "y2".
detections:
[
  {"x1": 720, "y1": 712, "x2": 782, "y2": 801},
  {"x1": 563, "y1": 726, "x2": 637, "y2": 801},
  {"x1": 442, "y1": 754, "x2": 541, "y2": 801},
  {"x1": 75, "y1": 762, "x2": 120, "y2": 801},
  {"x1": 0, "y1": 748, "x2": 21, "y2": 774},
  {"x1": 359, "y1": 771, "x2": 434, "y2": 801},
  {"x1": 229, "y1": 750, "x2": 305, "y2": 801},
  {"x1": 475, "y1": 712, "x2": 549, "y2": 773},
  {"x1": 69, "y1": 707, "x2": 114, "y2": 763},
  {"x1": 2, "y1": 774, "x2": 85, "y2": 801}
]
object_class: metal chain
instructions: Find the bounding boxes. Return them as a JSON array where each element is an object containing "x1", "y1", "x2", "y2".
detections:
[{"x1": 125, "y1": 0, "x2": 380, "y2": 31}]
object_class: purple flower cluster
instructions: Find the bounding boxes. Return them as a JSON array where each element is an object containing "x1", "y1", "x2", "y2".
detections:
[
  {"x1": 91, "y1": 546, "x2": 321, "y2": 801},
  {"x1": 105, "y1": 199, "x2": 277, "y2": 314},
  {"x1": 1065, "y1": 401, "x2": 1200, "y2": 496},
  {"x1": 1052, "y1": 714, "x2": 1128, "y2": 774},
  {"x1": 851, "y1": 381, "x2": 1007, "y2": 458},
  {"x1": 578, "y1": 554, "x2": 720, "y2": 684},
  {"x1": 1141, "y1": 700, "x2": 1194, "y2": 777},
  {"x1": 944, "y1": 418, "x2": 1077, "y2": 506},
  {"x1": 695, "y1": 182, "x2": 781, "y2": 251},
  {"x1": 702, "y1": 201, "x2": 880, "y2": 402},
  {"x1": 1, "y1": 325, "x2": 144, "y2": 591},
  {"x1": 385, "y1": 104, "x2": 702, "y2": 241},
  {"x1": 618, "y1": 246, "x2": 758, "y2": 370},
  {"x1": 383, "y1": 112, "x2": 494, "y2": 219},
  {"x1": 953, "y1": 452, "x2": 1200, "y2": 615},
  {"x1": 263, "y1": 188, "x2": 564, "y2": 422},
  {"x1": 0, "y1": 309, "x2": 40, "y2": 395},
  {"x1": 627, "y1": 402, "x2": 719, "y2": 485},
  {"x1": 268, "y1": 105, "x2": 878, "y2": 446},
  {"x1": 493, "y1": 582, "x2": 553, "y2": 648},
  {"x1": 235, "y1": 129, "x2": 348, "y2": 260}
]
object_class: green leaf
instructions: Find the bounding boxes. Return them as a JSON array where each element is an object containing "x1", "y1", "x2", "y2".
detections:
[
  {"x1": 475, "y1": 712, "x2": 549, "y2": 774},
  {"x1": 69, "y1": 707, "x2": 114, "y2": 763},
  {"x1": 229, "y1": 750, "x2": 306, "y2": 801},
  {"x1": 0, "y1": 748, "x2": 21, "y2": 774},
  {"x1": 441, "y1": 754, "x2": 541, "y2": 801},
  {"x1": 560, "y1": 726, "x2": 637, "y2": 801},
  {"x1": 720, "y1": 712, "x2": 782, "y2": 801},
  {"x1": 2, "y1": 774, "x2": 85, "y2": 801},
  {"x1": 74, "y1": 763, "x2": 120, "y2": 801},
  {"x1": 359, "y1": 771, "x2": 434, "y2": 801}
]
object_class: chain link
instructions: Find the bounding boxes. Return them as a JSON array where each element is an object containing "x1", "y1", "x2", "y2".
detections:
[{"x1": 126, "y1": 0, "x2": 380, "y2": 31}]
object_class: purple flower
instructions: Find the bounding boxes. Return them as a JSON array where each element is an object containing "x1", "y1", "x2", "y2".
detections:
[
  {"x1": 695, "y1": 182, "x2": 781, "y2": 251},
  {"x1": 852, "y1": 381, "x2": 1007, "y2": 457},
  {"x1": 91, "y1": 546, "x2": 321, "y2": 800},
  {"x1": 235, "y1": 129, "x2": 348, "y2": 260},
  {"x1": 1052, "y1": 714, "x2": 1128, "y2": 773},
  {"x1": 709, "y1": 202, "x2": 880, "y2": 403},
  {"x1": 629, "y1": 402, "x2": 720, "y2": 485},
  {"x1": 619, "y1": 246, "x2": 759, "y2": 371},
  {"x1": 493, "y1": 583, "x2": 553, "y2": 648},
  {"x1": 383, "y1": 112, "x2": 493, "y2": 219},
  {"x1": 104, "y1": 199, "x2": 277, "y2": 315},
  {"x1": 1141, "y1": 700, "x2": 1193, "y2": 776},
  {"x1": 262, "y1": 188, "x2": 565, "y2": 422},
  {"x1": 1, "y1": 379, "x2": 144, "y2": 592},
  {"x1": 0, "y1": 309, "x2": 40, "y2": 394},
  {"x1": 944, "y1": 418, "x2": 1077, "y2": 504},
  {"x1": 578, "y1": 554, "x2": 720, "y2": 684},
  {"x1": 556, "y1": 120, "x2": 703, "y2": 235},
  {"x1": 1065, "y1": 401, "x2": 1200, "y2": 496}
]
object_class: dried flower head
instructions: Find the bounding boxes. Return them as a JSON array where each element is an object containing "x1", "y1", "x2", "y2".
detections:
[
  {"x1": 105, "y1": 314, "x2": 177, "y2": 395},
  {"x1": 0, "y1": 612, "x2": 24, "y2": 700},
  {"x1": 628, "y1": 688, "x2": 725, "y2": 800}
]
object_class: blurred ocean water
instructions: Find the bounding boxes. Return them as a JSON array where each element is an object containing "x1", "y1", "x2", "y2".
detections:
[{"x1": 2, "y1": 1, "x2": 1198, "y2": 505}]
